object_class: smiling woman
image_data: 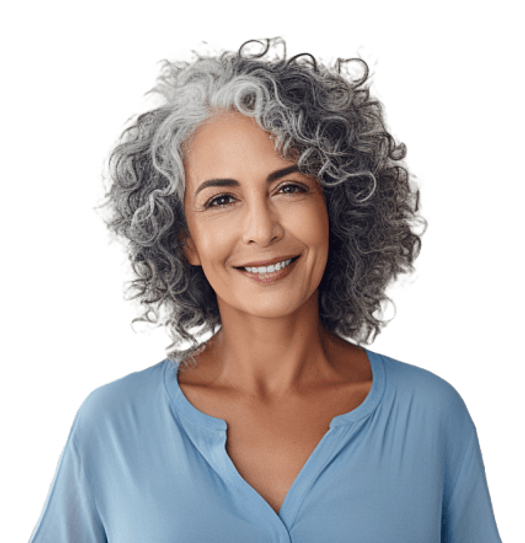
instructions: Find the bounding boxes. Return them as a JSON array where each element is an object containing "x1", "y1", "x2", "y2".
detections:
[
  {"x1": 27, "y1": 38, "x2": 503, "y2": 542},
  {"x1": 180, "y1": 112, "x2": 330, "y2": 322},
  {"x1": 96, "y1": 38, "x2": 426, "y2": 372}
]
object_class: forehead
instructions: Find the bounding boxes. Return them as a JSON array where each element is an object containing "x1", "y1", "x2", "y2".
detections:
[{"x1": 184, "y1": 113, "x2": 291, "y2": 180}]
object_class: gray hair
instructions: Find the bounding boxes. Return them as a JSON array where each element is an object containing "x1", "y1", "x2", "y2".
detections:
[{"x1": 96, "y1": 38, "x2": 427, "y2": 371}]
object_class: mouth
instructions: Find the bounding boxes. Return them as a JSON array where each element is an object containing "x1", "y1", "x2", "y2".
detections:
[
  {"x1": 234, "y1": 255, "x2": 301, "y2": 284},
  {"x1": 234, "y1": 255, "x2": 300, "y2": 271}
]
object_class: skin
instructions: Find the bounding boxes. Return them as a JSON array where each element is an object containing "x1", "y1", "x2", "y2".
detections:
[{"x1": 180, "y1": 111, "x2": 362, "y2": 405}]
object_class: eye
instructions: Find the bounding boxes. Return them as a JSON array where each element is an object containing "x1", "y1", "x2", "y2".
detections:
[{"x1": 204, "y1": 183, "x2": 308, "y2": 209}]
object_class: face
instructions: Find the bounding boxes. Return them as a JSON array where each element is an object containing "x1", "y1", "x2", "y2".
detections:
[{"x1": 181, "y1": 112, "x2": 330, "y2": 319}]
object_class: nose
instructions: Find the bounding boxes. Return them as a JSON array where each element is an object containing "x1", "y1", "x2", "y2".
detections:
[{"x1": 241, "y1": 196, "x2": 285, "y2": 246}]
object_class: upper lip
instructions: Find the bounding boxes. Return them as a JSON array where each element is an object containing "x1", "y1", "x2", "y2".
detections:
[{"x1": 235, "y1": 254, "x2": 300, "y2": 268}]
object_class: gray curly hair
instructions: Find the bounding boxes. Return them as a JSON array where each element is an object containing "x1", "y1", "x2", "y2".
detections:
[{"x1": 95, "y1": 37, "x2": 427, "y2": 371}]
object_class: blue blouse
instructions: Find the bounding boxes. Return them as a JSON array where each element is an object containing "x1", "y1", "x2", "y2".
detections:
[{"x1": 28, "y1": 348, "x2": 502, "y2": 542}]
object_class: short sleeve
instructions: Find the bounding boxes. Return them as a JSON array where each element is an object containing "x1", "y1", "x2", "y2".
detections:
[
  {"x1": 28, "y1": 407, "x2": 107, "y2": 543},
  {"x1": 442, "y1": 426, "x2": 502, "y2": 543}
]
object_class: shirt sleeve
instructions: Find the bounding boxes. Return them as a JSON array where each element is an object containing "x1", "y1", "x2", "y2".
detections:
[
  {"x1": 28, "y1": 408, "x2": 107, "y2": 543},
  {"x1": 442, "y1": 425, "x2": 502, "y2": 543}
]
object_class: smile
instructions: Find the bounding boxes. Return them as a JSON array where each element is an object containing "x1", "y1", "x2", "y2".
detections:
[{"x1": 235, "y1": 256, "x2": 300, "y2": 284}]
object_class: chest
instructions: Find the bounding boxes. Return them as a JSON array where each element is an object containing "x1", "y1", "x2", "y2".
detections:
[
  {"x1": 224, "y1": 409, "x2": 334, "y2": 515},
  {"x1": 180, "y1": 381, "x2": 372, "y2": 515}
]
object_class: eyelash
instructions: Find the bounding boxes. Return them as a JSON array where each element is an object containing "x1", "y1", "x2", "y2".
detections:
[{"x1": 203, "y1": 183, "x2": 308, "y2": 209}]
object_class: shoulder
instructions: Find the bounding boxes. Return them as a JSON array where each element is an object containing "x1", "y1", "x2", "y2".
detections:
[
  {"x1": 69, "y1": 359, "x2": 168, "y2": 445},
  {"x1": 374, "y1": 350, "x2": 475, "y2": 433}
]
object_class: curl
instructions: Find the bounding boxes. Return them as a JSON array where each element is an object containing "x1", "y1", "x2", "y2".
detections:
[
  {"x1": 286, "y1": 52, "x2": 319, "y2": 72},
  {"x1": 335, "y1": 57, "x2": 369, "y2": 87},
  {"x1": 239, "y1": 37, "x2": 287, "y2": 63}
]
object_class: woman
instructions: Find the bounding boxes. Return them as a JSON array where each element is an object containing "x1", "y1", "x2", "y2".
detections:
[{"x1": 28, "y1": 38, "x2": 502, "y2": 542}]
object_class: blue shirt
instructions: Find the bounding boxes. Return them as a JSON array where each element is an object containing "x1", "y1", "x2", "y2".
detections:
[{"x1": 28, "y1": 348, "x2": 502, "y2": 542}]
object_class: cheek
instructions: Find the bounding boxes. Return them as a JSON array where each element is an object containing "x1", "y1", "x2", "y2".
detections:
[
  {"x1": 291, "y1": 203, "x2": 329, "y2": 251},
  {"x1": 192, "y1": 221, "x2": 235, "y2": 268},
  {"x1": 200, "y1": 234, "x2": 226, "y2": 260}
]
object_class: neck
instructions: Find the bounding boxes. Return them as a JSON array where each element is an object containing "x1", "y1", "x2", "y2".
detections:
[{"x1": 204, "y1": 291, "x2": 343, "y2": 402}]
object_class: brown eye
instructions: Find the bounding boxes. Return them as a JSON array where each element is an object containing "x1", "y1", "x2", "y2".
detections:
[{"x1": 204, "y1": 183, "x2": 308, "y2": 210}]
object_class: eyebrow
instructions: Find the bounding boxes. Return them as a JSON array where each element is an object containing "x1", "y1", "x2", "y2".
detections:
[{"x1": 194, "y1": 165, "x2": 300, "y2": 199}]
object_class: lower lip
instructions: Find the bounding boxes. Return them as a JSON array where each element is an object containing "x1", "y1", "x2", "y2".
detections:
[{"x1": 236, "y1": 257, "x2": 300, "y2": 284}]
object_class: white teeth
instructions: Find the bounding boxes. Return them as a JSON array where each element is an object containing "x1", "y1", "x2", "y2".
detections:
[{"x1": 244, "y1": 258, "x2": 293, "y2": 273}]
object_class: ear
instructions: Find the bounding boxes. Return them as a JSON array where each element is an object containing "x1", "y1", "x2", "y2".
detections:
[{"x1": 178, "y1": 229, "x2": 201, "y2": 267}]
